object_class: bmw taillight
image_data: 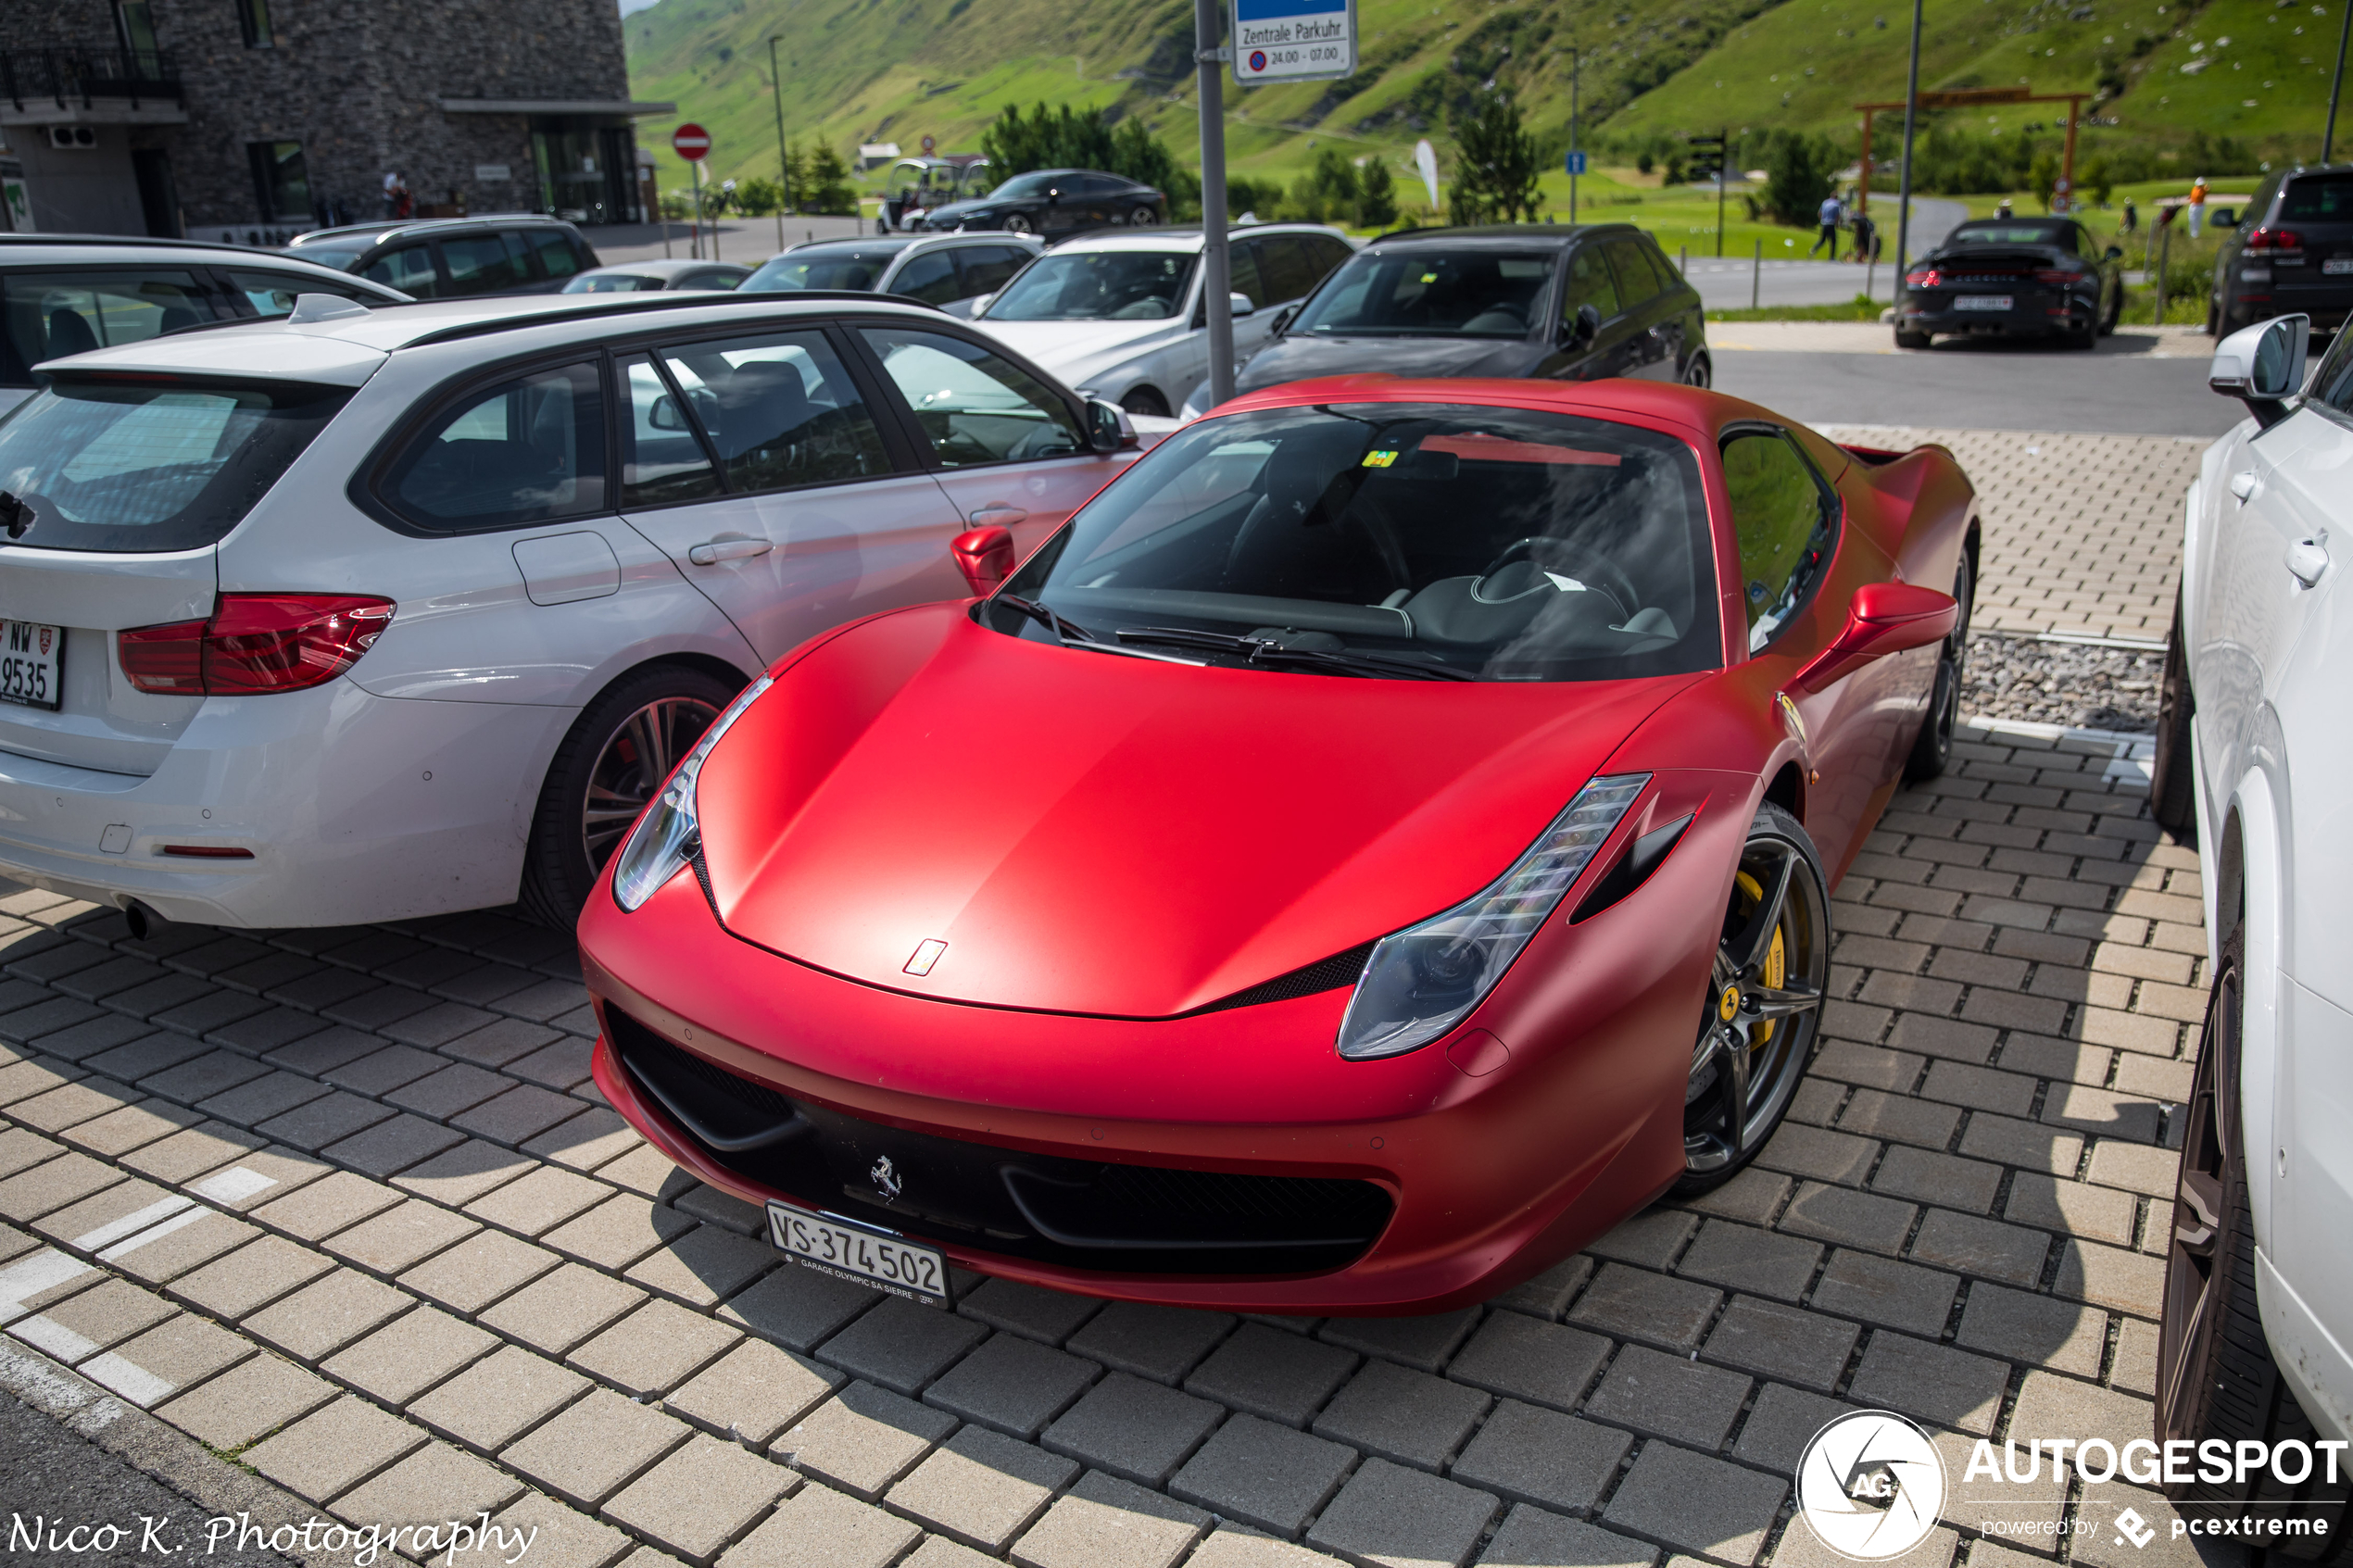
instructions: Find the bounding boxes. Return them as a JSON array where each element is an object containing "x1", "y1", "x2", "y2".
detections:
[
  {"x1": 120, "y1": 595, "x2": 395, "y2": 696},
  {"x1": 2243, "y1": 226, "x2": 2302, "y2": 251}
]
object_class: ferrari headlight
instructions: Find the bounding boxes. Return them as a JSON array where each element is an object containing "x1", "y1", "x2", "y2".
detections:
[
  {"x1": 1335, "y1": 773, "x2": 1650, "y2": 1060},
  {"x1": 610, "y1": 676, "x2": 772, "y2": 912}
]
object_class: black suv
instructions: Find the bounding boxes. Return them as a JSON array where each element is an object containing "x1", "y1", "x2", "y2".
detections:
[
  {"x1": 2208, "y1": 164, "x2": 2353, "y2": 334},
  {"x1": 1232, "y1": 224, "x2": 1709, "y2": 395},
  {"x1": 283, "y1": 216, "x2": 599, "y2": 299}
]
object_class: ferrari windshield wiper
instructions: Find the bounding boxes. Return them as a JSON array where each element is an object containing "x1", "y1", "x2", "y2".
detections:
[
  {"x1": 997, "y1": 597, "x2": 1204, "y2": 665},
  {"x1": 996, "y1": 593, "x2": 1097, "y2": 644},
  {"x1": 1115, "y1": 626, "x2": 1473, "y2": 682}
]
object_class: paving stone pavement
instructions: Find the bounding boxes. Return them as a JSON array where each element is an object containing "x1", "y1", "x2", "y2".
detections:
[
  {"x1": 1819, "y1": 426, "x2": 2204, "y2": 644},
  {"x1": 0, "y1": 433, "x2": 2228, "y2": 1568}
]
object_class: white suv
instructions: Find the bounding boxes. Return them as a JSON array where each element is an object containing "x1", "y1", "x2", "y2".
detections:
[
  {"x1": 2149, "y1": 310, "x2": 2350, "y2": 1554},
  {"x1": 0, "y1": 291, "x2": 1143, "y2": 929}
]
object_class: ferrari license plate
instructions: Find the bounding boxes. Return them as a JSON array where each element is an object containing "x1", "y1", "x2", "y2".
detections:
[
  {"x1": 1955, "y1": 295, "x2": 2013, "y2": 311},
  {"x1": 766, "y1": 1199, "x2": 950, "y2": 1307},
  {"x1": 2325, "y1": 257, "x2": 2353, "y2": 275},
  {"x1": 0, "y1": 621, "x2": 62, "y2": 711}
]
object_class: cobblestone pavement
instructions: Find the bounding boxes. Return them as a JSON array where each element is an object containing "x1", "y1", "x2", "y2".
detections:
[
  {"x1": 1819, "y1": 426, "x2": 2204, "y2": 645},
  {"x1": 0, "y1": 431, "x2": 2217, "y2": 1568}
]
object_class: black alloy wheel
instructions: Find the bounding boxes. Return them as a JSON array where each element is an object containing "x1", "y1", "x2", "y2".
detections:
[
  {"x1": 1676, "y1": 803, "x2": 1830, "y2": 1194},
  {"x1": 520, "y1": 665, "x2": 736, "y2": 927},
  {"x1": 1003, "y1": 213, "x2": 1034, "y2": 235},
  {"x1": 2150, "y1": 586, "x2": 2198, "y2": 836},
  {"x1": 1905, "y1": 548, "x2": 1974, "y2": 782},
  {"x1": 1680, "y1": 355, "x2": 1712, "y2": 389},
  {"x1": 1128, "y1": 205, "x2": 1159, "y2": 227},
  {"x1": 2157, "y1": 925, "x2": 2351, "y2": 1561}
]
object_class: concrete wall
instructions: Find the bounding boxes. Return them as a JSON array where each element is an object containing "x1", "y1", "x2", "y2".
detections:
[
  {"x1": 0, "y1": 0, "x2": 635, "y2": 231},
  {"x1": 10, "y1": 128, "x2": 147, "y2": 234}
]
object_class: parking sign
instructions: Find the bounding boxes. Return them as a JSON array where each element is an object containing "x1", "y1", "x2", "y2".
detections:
[{"x1": 1233, "y1": 0, "x2": 1355, "y2": 84}]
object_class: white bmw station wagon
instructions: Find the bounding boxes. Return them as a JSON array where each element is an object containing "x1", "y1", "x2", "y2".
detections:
[{"x1": 0, "y1": 290, "x2": 1147, "y2": 929}]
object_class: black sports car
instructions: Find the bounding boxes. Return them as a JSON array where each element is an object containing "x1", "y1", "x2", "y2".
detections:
[
  {"x1": 1217, "y1": 224, "x2": 1709, "y2": 410},
  {"x1": 1894, "y1": 218, "x2": 2123, "y2": 349},
  {"x1": 909, "y1": 169, "x2": 1166, "y2": 238}
]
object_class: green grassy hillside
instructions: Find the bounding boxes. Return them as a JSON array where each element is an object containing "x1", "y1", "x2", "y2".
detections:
[{"x1": 625, "y1": 0, "x2": 2348, "y2": 204}]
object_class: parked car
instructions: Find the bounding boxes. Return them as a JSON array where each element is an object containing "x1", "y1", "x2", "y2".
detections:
[
  {"x1": 910, "y1": 168, "x2": 1166, "y2": 238},
  {"x1": 563, "y1": 260, "x2": 749, "y2": 294},
  {"x1": 1193, "y1": 224, "x2": 1705, "y2": 418},
  {"x1": 2147, "y1": 310, "x2": 2351, "y2": 1548},
  {"x1": 877, "y1": 156, "x2": 993, "y2": 232},
  {"x1": 0, "y1": 291, "x2": 1149, "y2": 931},
  {"x1": 976, "y1": 225, "x2": 1353, "y2": 417},
  {"x1": 578, "y1": 373, "x2": 1980, "y2": 1312},
  {"x1": 1893, "y1": 216, "x2": 2124, "y2": 349},
  {"x1": 0, "y1": 234, "x2": 409, "y2": 417},
  {"x1": 740, "y1": 232, "x2": 1040, "y2": 318},
  {"x1": 2205, "y1": 163, "x2": 2353, "y2": 336},
  {"x1": 283, "y1": 215, "x2": 599, "y2": 300}
]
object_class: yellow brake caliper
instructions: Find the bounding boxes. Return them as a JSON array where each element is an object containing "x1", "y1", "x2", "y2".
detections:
[{"x1": 1733, "y1": 870, "x2": 1787, "y2": 1047}]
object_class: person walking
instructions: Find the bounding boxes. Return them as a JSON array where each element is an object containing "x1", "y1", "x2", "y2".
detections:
[
  {"x1": 1852, "y1": 209, "x2": 1876, "y2": 263},
  {"x1": 1996, "y1": 196, "x2": 2014, "y2": 220},
  {"x1": 2188, "y1": 174, "x2": 2208, "y2": 238},
  {"x1": 1810, "y1": 192, "x2": 1843, "y2": 258},
  {"x1": 382, "y1": 170, "x2": 407, "y2": 220},
  {"x1": 2120, "y1": 198, "x2": 2138, "y2": 235}
]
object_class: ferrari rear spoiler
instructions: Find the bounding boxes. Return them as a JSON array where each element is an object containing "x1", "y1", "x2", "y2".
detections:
[{"x1": 1839, "y1": 443, "x2": 1908, "y2": 466}]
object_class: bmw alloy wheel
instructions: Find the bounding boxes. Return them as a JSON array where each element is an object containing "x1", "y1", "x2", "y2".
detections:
[
  {"x1": 581, "y1": 695, "x2": 721, "y2": 872},
  {"x1": 1680, "y1": 805, "x2": 1829, "y2": 1189}
]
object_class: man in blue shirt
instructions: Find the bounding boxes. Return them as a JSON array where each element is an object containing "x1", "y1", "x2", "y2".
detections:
[{"x1": 1810, "y1": 193, "x2": 1844, "y2": 259}]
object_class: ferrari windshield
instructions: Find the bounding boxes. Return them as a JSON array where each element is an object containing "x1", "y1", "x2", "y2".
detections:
[
  {"x1": 986, "y1": 403, "x2": 1718, "y2": 682},
  {"x1": 1288, "y1": 250, "x2": 1553, "y2": 337},
  {"x1": 986, "y1": 251, "x2": 1198, "y2": 320}
]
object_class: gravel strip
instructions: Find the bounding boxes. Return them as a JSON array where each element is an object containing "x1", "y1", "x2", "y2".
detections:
[{"x1": 1962, "y1": 632, "x2": 2162, "y2": 732}]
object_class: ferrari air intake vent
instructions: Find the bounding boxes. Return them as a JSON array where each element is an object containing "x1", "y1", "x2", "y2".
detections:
[
  {"x1": 1193, "y1": 941, "x2": 1377, "y2": 1014},
  {"x1": 607, "y1": 1005, "x2": 1394, "y2": 1276}
]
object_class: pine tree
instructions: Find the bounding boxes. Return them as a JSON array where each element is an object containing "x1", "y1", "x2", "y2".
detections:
[{"x1": 1448, "y1": 89, "x2": 1542, "y2": 225}]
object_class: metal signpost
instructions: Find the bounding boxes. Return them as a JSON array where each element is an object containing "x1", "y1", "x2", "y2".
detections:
[
  {"x1": 1687, "y1": 132, "x2": 1728, "y2": 257},
  {"x1": 673, "y1": 122, "x2": 711, "y2": 260},
  {"x1": 1567, "y1": 47, "x2": 1581, "y2": 222},
  {"x1": 1567, "y1": 148, "x2": 1587, "y2": 224},
  {"x1": 1195, "y1": 0, "x2": 1353, "y2": 408}
]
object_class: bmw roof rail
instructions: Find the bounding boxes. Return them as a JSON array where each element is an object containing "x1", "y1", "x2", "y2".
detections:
[{"x1": 399, "y1": 289, "x2": 949, "y2": 347}]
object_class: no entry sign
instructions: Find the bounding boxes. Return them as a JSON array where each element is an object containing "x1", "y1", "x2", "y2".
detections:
[{"x1": 673, "y1": 124, "x2": 711, "y2": 161}]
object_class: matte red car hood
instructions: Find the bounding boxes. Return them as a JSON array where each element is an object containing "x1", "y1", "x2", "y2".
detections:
[{"x1": 693, "y1": 604, "x2": 1698, "y2": 1017}]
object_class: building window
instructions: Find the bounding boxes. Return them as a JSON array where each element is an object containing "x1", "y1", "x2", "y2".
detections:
[
  {"x1": 247, "y1": 141, "x2": 310, "y2": 221},
  {"x1": 235, "y1": 0, "x2": 272, "y2": 47}
]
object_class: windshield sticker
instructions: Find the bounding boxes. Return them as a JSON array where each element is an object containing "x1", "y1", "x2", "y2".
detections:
[
  {"x1": 1362, "y1": 449, "x2": 1400, "y2": 468},
  {"x1": 1418, "y1": 433, "x2": 1622, "y2": 467}
]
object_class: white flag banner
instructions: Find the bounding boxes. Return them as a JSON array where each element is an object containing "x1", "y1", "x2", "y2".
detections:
[{"x1": 1414, "y1": 139, "x2": 1439, "y2": 210}]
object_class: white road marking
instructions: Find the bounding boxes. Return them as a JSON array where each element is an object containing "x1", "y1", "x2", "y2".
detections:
[{"x1": 70, "y1": 1195, "x2": 195, "y2": 1252}]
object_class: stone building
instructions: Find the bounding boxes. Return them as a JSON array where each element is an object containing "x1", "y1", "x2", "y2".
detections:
[{"x1": 0, "y1": 0, "x2": 673, "y2": 239}]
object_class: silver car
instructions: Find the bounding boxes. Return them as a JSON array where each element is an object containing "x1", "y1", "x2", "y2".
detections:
[{"x1": 0, "y1": 291, "x2": 1143, "y2": 930}]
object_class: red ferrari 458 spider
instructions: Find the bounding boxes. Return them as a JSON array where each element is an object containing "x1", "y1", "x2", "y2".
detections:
[{"x1": 579, "y1": 375, "x2": 1978, "y2": 1315}]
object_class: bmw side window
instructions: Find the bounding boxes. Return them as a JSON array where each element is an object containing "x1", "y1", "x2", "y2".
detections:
[
  {"x1": 2, "y1": 271, "x2": 214, "y2": 378},
  {"x1": 529, "y1": 230, "x2": 585, "y2": 281},
  {"x1": 383, "y1": 360, "x2": 607, "y2": 531},
  {"x1": 1562, "y1": 246, "x2": 1620, "y2": 325},
  {"x1": 1604, "y1": 240, "x2": 1664, "y2": 308},
  {"x1": 954, "y1": 246, "x2": 1026, "y2": 297},
  {"x1": 442, "y1": 233, "x2": 528, "y2": 295},
  {"x1": 1224, "y1": 245, "x2": 1268, "y2": 311},
  {"x1": 362, "y1": 244, "x2": 439, "y2": 298},
  {"x1": 1722, "y1": 430, "x2": 1839, "y2": 654},
  {"x1": 859, "y1": 325, "x2": 1085, "y2": 466},
  {"x1": 657, "y1": 330, "x2": 890, "y2": 494},
  {"x1": 889, "y1": 251, "x2": 962, "y2": 307},
  {"x1": 617, "y1": 353, "x2": 721, "y2": 508}
]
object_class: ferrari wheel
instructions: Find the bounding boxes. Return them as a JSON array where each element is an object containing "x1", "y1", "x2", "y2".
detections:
[
  {"x1": 2150, "y1": 587, "x2": 2197, "y2": 836},
  {"x1": 520, "y1": 665, "x2": 734, "y2": 927},
  {"x1": 1676, "y1": 804, "x2": 1829, "y2": 1195},
  {"x1": 2158, "y1": 926, "x2": 2351, "y2": 1561},
  {"x1": 1904, "y1": 547, "x2": 1973, "y2": 782}
]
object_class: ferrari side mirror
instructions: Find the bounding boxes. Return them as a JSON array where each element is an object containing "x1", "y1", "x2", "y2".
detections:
[
  {"x1": 1790, "y1": 582, "x2": 1959, "y2": 694},
  {"x1": 2211, "y1": 313, "x2": 2309, "y2": 429},
  {"x1": 951, "y1": 525, "x2": 1015, "y2": 596}
]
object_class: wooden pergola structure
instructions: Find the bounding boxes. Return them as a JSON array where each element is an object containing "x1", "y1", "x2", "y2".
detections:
[{"x1": 1854, "y1": 85, "x2": 2092, "y2": 216}]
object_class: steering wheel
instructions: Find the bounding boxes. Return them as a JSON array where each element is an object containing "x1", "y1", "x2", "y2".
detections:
[{"x1": 1478, "y1": 537, "x2": 1641, "y2": 624}]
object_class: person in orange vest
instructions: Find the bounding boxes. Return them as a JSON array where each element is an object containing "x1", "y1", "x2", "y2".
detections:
[{"x1": 2188, "y1": 175, "x2": 2209, "y2": 238}]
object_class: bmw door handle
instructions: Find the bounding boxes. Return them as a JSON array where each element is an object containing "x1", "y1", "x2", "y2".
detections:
[
  {"x1": 687, "y1": 535, "x2": 773, "y2": 565},
  {"x1": 2286, "y1": 532, "x2": 2330, "y2": 586},
  {"x1": 968, "y1": 505, "x2": 1028, "y2": 526}
]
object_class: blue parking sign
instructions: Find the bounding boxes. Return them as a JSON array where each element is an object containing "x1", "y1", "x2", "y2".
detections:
[{"x1": 1566, "y1": 150, "x2": 1588, "y2": 176}]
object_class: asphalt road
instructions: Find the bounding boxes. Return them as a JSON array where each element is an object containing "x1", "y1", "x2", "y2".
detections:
[
  {"x1": 1678, "y1": 196, "x2": 1969, "y2": 310},
  {"x1": 1716, "y1": 337, "x2": 2244, "y2": 437}
]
